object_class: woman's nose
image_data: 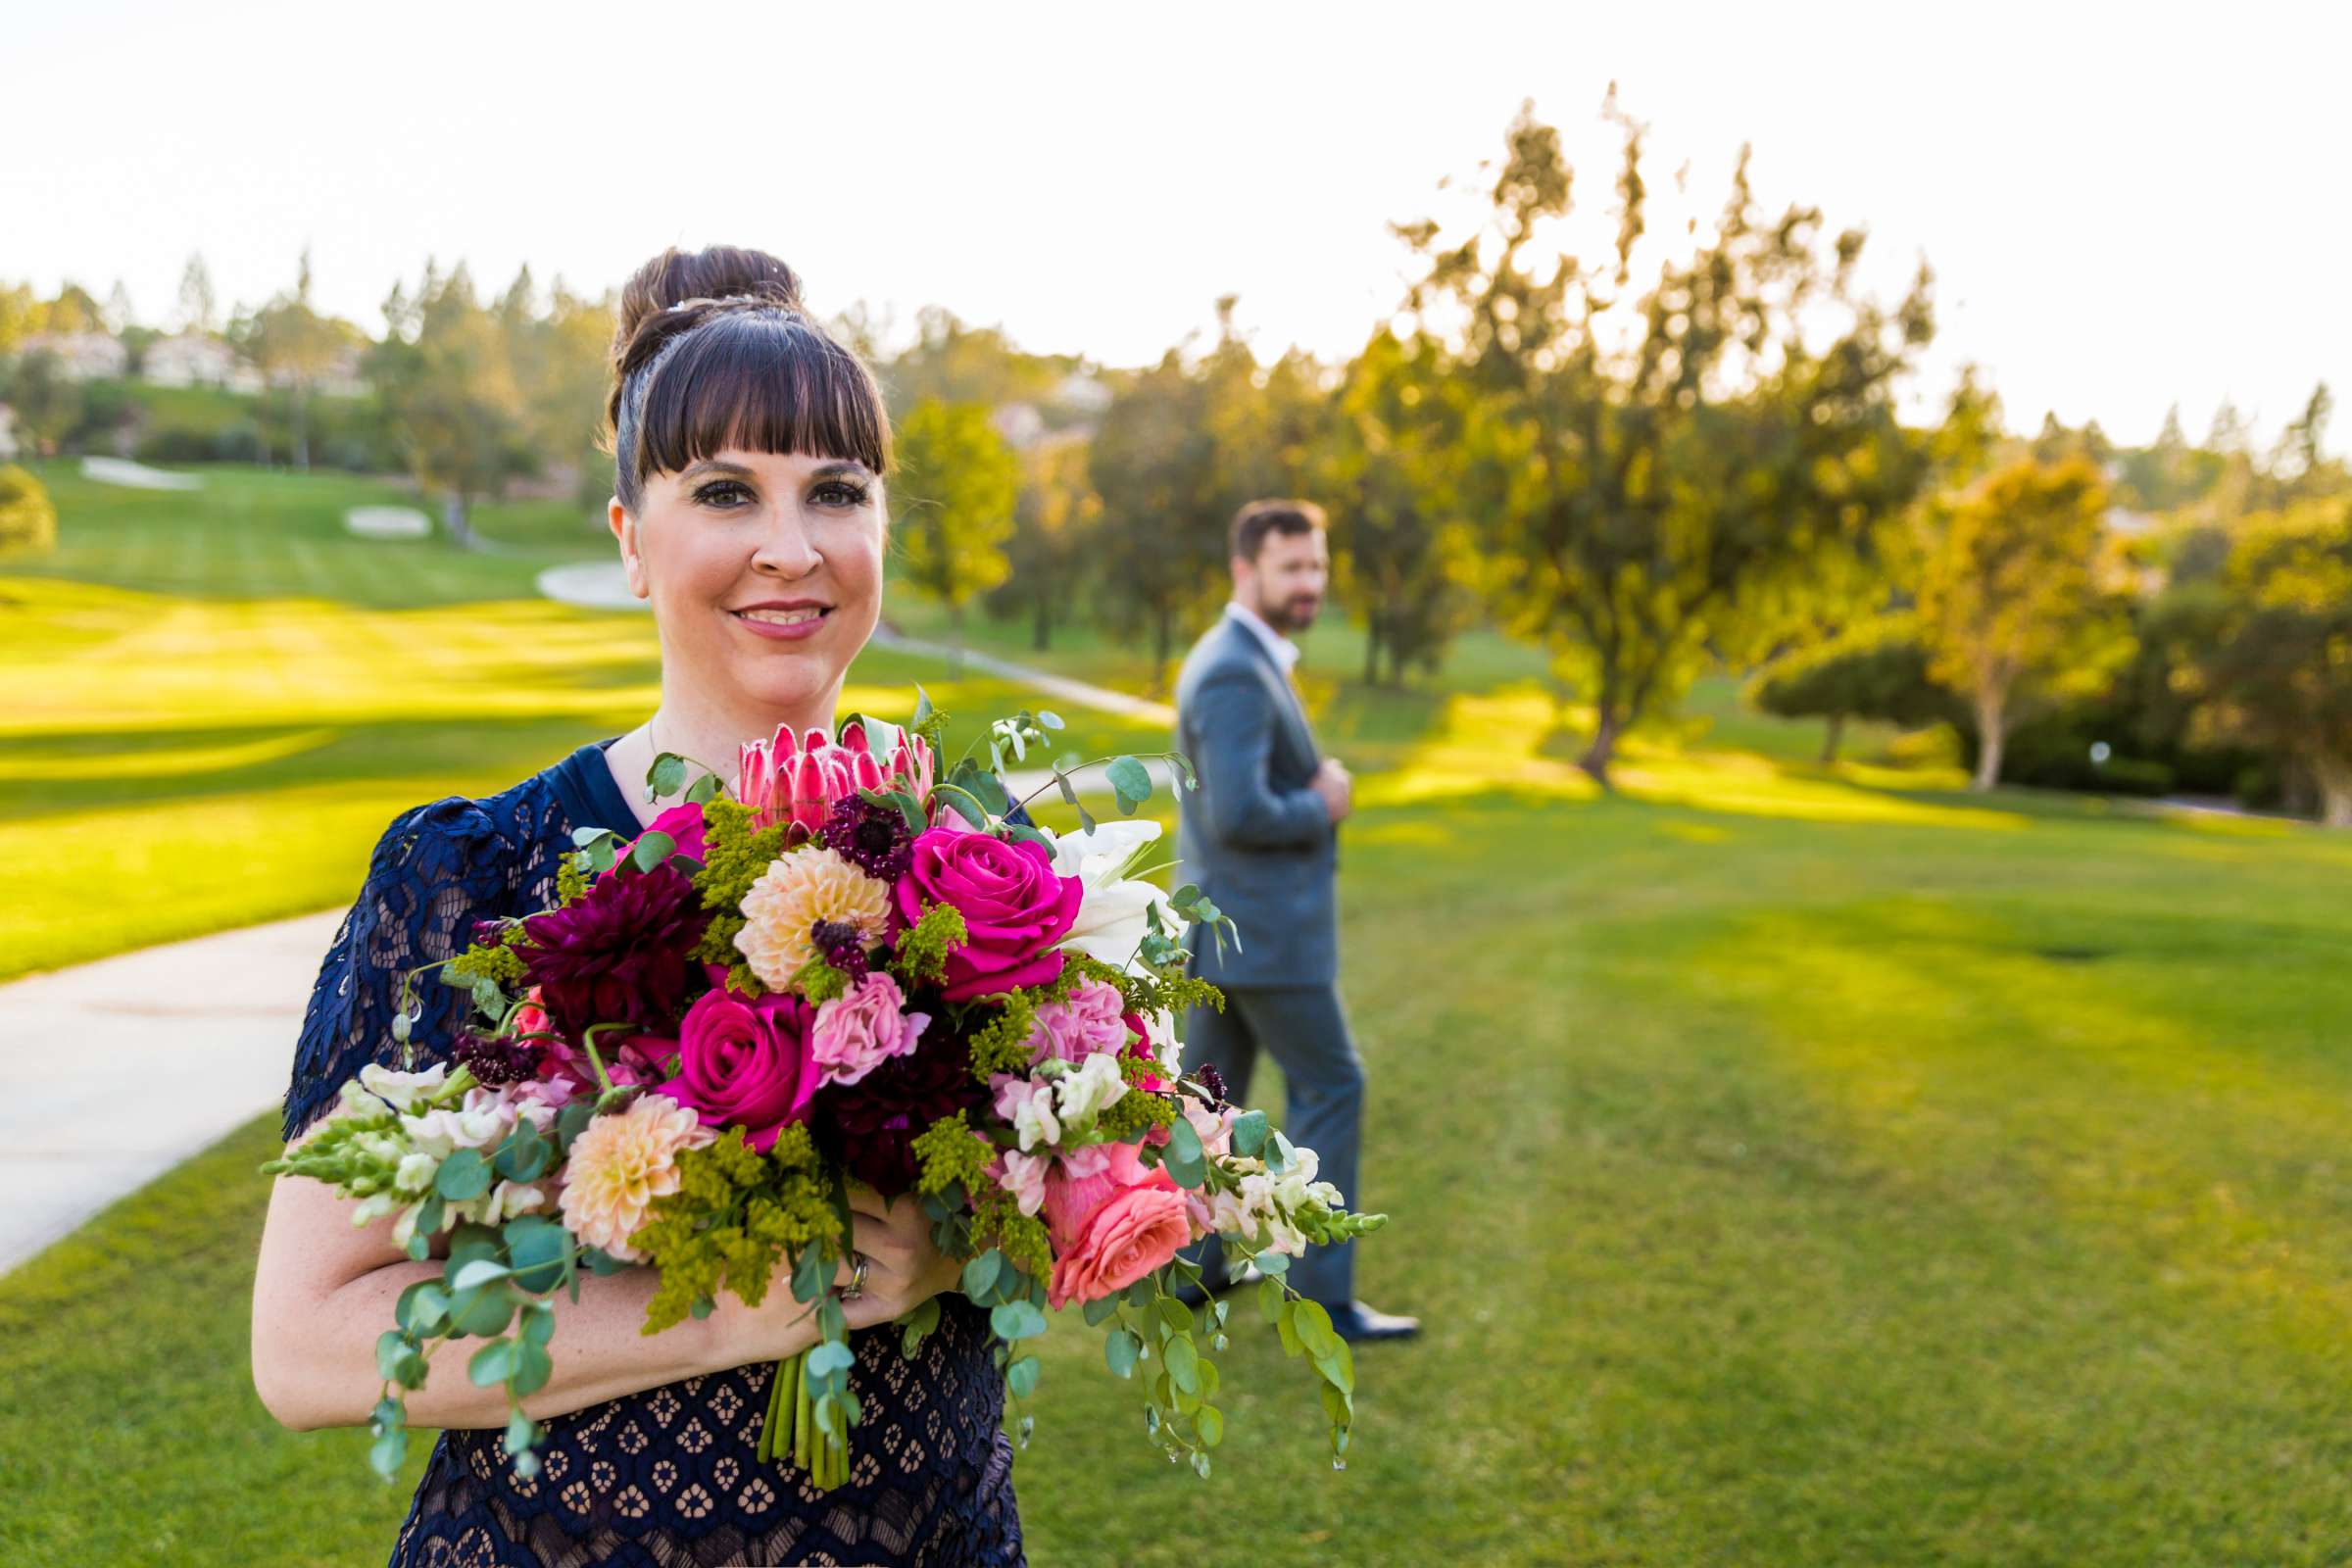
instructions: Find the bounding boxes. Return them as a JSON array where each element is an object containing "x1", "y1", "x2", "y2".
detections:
[{"x1": 749, "y1": 507, "x2": 823, "y2": 577}]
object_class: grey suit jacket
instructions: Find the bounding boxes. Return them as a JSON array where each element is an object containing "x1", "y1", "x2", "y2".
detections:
[{"x1": 1173, "y1": 613, "x2": 1339, "y2": 989}]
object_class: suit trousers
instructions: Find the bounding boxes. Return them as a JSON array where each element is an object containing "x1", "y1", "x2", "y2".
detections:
[{"x1": 1178, "y1": 980, "x2": 1365, "y2": 1307}]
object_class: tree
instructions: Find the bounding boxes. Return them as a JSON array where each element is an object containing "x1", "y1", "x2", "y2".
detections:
[
  {"x1": 1392, "y1": 96, "x2": 1934, "y2": 784},
  {"x1": 988, "y1": 435, "x2": 1101, "y2": 651},
  {"x1": 1088, "y1": 347, "x2": 1225, "y2": 690},
  {"x1": 371, "y1": 262, "x2": 535, "y2": 541},
  {"x1": 1089, "y1": 301, "x2": 1317, "y2": 692},
  {"x1": 0, "y1": 352, "x2": 82, "y2": 456},
  {"x1": 2174, "y1": 499, "x2": 2352, "y2": 824},
  {"x1": 890, "y1": 398, "x2": 1019, "y2": 640},
  {"x1": 0, "y1": 465, "x2": 57, "y2": 553},
  {"x1": 1314, "y1": 328, "x2": 1478, "y2": 684},
  {"x1": 176, "y1": 253, "x2": 218, "y2": 335},
  {"x1": 1914, "y1": 456, "x2": 2134, "y2": 790},
  {"x1": 1749, "y1": 613, "x2": 1951, "y2": 762},
  {"x1": 234, "y1": 249, "x2": 356, "y2": 470}
]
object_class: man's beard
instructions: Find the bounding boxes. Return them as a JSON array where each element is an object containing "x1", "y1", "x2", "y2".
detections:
[{"x1": 1257, "y1": 591, "x2": 1316, "y2": 633}]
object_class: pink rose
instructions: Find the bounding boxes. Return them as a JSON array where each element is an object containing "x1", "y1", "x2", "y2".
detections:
[
  {"x1": 810, "y1": 972, "x2": 931, "y2": 1087},
  {"x1": 896, "y1": 829, "x2": 1083, "y2": 1003},
  {"x1": 661, "y1": 988, "x2": 818, "y2": 1151},
  {"x1": 1024, "y1": 979, "x2": 1134, "y2": 1067},
  {"x1": 1039, "y1": 1141, "x2": 1174, "y2": 1252},
  {"x1": 1046, "y1": 1164, "x2": 1194, "y2": 1310}
]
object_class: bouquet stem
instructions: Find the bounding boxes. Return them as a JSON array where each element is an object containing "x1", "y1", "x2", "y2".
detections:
[{"x1": 760, "y1": 1348, "x2": 849, "y2": 1488}]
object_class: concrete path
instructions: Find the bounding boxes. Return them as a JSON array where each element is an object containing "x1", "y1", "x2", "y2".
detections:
[
  {"x1": 2, "y1": 910, "x2": 343, "y2": 1273},
  {"x1": 4, "y1": 643, "x2": 1173, "y2": 1275}
]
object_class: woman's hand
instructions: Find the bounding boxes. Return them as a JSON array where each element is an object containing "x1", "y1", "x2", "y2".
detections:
[
  {"x1": 710, "y1": 1184, "x2": 960, "y2": 1363},
  {"x1": 838, "y1": 1182, "x2": 961, "y2": 1333}
]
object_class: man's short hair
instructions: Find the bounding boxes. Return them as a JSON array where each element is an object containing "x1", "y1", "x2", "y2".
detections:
[{"x1": 1230, "y1": 498, "x2": 1328, "y2": 564}]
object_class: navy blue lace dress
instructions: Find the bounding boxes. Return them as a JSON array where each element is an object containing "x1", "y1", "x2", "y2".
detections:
[{"x1": 281, "y1": 740, "x2": 1025, "y2": 1568}]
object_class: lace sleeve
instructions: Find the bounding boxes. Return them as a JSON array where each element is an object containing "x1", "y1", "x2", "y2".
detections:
[{"x1": 280, "y1": 798, "x2": 519, "y2": 1143}]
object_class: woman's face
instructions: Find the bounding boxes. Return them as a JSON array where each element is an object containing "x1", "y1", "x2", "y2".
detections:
[{"x1": 610, "y1": 448, "x2": 886, "y2": 718}]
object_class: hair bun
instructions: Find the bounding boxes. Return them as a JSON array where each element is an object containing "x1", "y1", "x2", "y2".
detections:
[{"x1": 614, "y1": 245, "x2": 806, "y2": 360}]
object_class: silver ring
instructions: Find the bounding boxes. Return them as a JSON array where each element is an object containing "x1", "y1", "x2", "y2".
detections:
[{"x1": 842, "y1": 1251, "x2": 868, "y2": 1300}]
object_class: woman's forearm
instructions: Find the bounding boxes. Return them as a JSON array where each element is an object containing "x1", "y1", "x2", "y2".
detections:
[{"x1": 259, "y1": 1256, "x2": 818, "y2": 1433}]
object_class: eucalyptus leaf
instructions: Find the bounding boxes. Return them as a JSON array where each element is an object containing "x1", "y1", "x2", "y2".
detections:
[
  {"x1": 434, "y1": 1149, "x2": 491, "y2": 1202},
  {"x1": 629, "y1": 830, "x2": 675, "y2": 872},
  {"x1": 1104, "y1": 1328, "x2": 1140, "y2": 1379}
]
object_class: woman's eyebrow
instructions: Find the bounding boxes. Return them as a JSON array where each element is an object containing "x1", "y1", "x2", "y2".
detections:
[
  {"x1": 677, "y1": 458, "x2": 755, "y2": 482},
  {"x1": 808, "y1": 460, "x2": 873, "y2": 480}
]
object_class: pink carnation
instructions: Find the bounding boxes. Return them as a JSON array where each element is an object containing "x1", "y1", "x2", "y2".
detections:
[
  {"x1": 810, "y1": 972, "x2": 931, "y2": 1088},
  {"x1": 1024, "y1": 978, "x2": 1134, "y2": 1066}
]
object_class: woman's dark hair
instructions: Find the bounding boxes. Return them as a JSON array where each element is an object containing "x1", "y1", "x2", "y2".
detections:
[{"x1": 603, "y1": 244, "x2": 891, "y2": 512}]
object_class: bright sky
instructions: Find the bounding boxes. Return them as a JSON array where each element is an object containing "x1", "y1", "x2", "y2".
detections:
[{"x1": 8, "y1": 0, "x2": 2344, "y2": 450}]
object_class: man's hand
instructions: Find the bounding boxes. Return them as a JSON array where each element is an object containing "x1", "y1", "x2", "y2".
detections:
[{"x1": 1310, "y1": 758, "x2": 1353, "y2": 825}]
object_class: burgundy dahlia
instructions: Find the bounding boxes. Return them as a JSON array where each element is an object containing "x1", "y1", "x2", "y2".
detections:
[
  {"x1": 819, "y1": 792, "x2": 916, "y2": 884},
  {"x1": 518, "y1": 860, "x2": 706, "y2": 1043},
  {"x1": 811, "y1": 1014, "x2": 991, "y2": 1195}
]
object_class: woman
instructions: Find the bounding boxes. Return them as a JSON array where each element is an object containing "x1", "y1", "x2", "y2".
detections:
[{"x1": 251, "y1": 245, "x2": 1025, "y2": 1566}]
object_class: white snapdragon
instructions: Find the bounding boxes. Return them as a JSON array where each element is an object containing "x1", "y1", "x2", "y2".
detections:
[
  {"x1": 1054, "y1": 1052, "x2": 1129, "y2": 1127},
  {"x1": 394, "y1": 1151, "x2": 440, "y2": 1197},
  {"x1": 1004, "y1": 1080, "x2": 1062, "y2": 1152},
  {"x1": 357, "y1": 1061, "x2": 452, "y2": 1113}
]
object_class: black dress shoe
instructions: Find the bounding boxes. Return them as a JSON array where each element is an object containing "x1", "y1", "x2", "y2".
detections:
[{"x1": 1322, "y1": 1301, "x2": 1420, "y2": 1343}]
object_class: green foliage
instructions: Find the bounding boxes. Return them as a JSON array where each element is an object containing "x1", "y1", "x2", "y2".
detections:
[
  {"x1": 1750, "y1": 614, "x2": 1953, "y2": 760},
  {"x1": 0, "y1": 464, "x2": 57, "y2": 552},
  {"x1": 887, "y1": 901, "x2": 971, "y2": 995},
  {"x1": 891, "y1": 398, "x2": 1019, "y2": 624},
  {"x1": 631, "y1": 1124, "x2": 844, "y2": 1336},
  {"x1": 2164, "y1": 497, "x2": 2352, "y2": 822},
  {"x1": 1313, "y1": 330, "x2": 1481, "y2": 684},
  {"x1": 1087, "y1": 301, "x2": 1323, "y2": 687},
  {"x1": 1914, "y1": 456, "x2": 2136, "y2": 789}
]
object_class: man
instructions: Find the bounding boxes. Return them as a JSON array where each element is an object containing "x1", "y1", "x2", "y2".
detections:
[{"x1": 1170, "y1": 499, "x2": 1417, "y2": 1344}]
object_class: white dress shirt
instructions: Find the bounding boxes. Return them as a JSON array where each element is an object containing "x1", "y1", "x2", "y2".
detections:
[{"x1": 1223, "y1": 599, "x2": 1300, "y2": 676}]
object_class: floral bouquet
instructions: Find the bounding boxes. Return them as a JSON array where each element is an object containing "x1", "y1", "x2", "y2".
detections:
[{"x1": 266, "y1": 692, "x2": 1385, "y2": 1488}]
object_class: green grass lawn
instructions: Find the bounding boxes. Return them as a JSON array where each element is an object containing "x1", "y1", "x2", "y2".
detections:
[
  {"x1": 4, "y1": 460, "x2": 621, "y2": 606},
  {"x1": 0, "y1": 570, "x2": 1171, "y2": 980}
]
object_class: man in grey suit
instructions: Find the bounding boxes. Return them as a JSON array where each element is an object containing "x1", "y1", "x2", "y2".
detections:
[{"x1": 1171, "y1": 499, "x2": 1417, "y2": 1343}]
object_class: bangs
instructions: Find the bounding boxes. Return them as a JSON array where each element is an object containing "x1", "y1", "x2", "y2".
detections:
[{"x1": 625, "y1": 313, "x2": 891, "y2": 499}]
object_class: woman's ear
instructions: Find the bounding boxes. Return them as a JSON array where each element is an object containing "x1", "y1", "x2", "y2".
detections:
[{"x1": 609, "y1": 495, "x2": 650, "y2": 600}]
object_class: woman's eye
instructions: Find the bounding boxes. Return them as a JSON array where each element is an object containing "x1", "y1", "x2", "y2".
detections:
[
  {"x1": 693, "y1": 480, "x2": 754, "y2": 509},
  {"x1": 812, "y1": 480, "x2": 871, "y2": 509}
]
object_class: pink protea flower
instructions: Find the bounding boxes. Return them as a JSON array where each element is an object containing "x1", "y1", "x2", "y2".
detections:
[{"x1": 737, "y1": 721, "x2": 936, "y2": 834}]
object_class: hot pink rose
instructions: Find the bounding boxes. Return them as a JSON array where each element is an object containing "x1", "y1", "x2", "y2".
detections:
[
  {"x1": 1024, "y1": 978, "x2": 1134, "y2": 1066},
  {"x1": 810, "y1": 972, "x2": 931, "y2": 1087},
  {"x1": 661, "y1": 988, "x2": 818, "y2": 1151},
  {"x1": 639, "y1": 802, "x2": 708, "y2": 862},
  {"x1": 1045, "y1": 1160, "x2": 1194, "y2": 1310},
  {"x1": 896, "y1": 829, "x2": 1083, "y2": 1003}
]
